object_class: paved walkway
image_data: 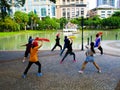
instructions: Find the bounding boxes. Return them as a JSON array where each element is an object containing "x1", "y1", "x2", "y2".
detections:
[
  {"x1": 101, "y1": 40, "x2": 120, "y2": 56},
  {"x1": 0, "y1": 40, "x2": 120, "y2": 90}
]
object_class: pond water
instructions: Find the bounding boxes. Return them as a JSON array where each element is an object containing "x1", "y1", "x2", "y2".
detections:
[{"x1": 0, "y1": 30, "x2": 120, "y2": 51}]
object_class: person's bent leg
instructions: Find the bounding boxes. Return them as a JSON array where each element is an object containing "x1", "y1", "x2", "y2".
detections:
[
  {"x1": 60, "y1": 51, "x2": 69, "y2": 64},
  {"x1": 78, "y1": 61, "x2": 88, "y2": 74},
  {"x1": 22, "y1": 62, "x2": 33, "y2": 78},
  {"x1": 98, "y1": 46, "x2": 103, "y2": 55},
  {"x1": 70, "y1": 52, "x2": 76, "y2": 62},
  {"x1": 93, "y1": 62, "x2": 101, "y2": 73},
  {"x1": 51, "y1": 44, "x2": 57, "y2": 51},
  {"x1": 35, "y1": 61, "x2": 42, "y2": 76},
  {"x1": 23, "y1": 62, "x2": 33, "y2": 75},
  {"x1": 35, "y1": 61, "x2": 41, "y2": 73},
  {"x1": 60, "y1": 46, "x2": 65, "y2": 56},
  {"x1": 58, "y1": 44, "x2": 62, "y2": 50}
]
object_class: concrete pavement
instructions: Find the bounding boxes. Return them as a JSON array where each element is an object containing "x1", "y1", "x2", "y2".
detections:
[{"x1": 0, "y1": 40, "x2": 120, "y2": 90}]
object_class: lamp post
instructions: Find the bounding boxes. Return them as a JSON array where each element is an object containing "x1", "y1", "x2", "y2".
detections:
[{"x1": 81, "y1": 16, "x2": 84, "y2": 50}]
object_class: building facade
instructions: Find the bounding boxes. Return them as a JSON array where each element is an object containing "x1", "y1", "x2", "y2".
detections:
[
  {"x1": 97, "y1": 0, "x2": 120, "y2": 8},
  {"x1": 89, "y1": 5, "x2": 118, "y2": 19},
  {"x1": 117, "y1": 0, "x2": 120, "y2": 8},
  {"x1": 23, "y1": 0, "x2": 56, "y2": 19},
  {"x1": 97, "y1": 0, "x2": 118, "y2": 8},
  {"x1": 56, "y1": 0, "x2": 88, "y2": 19}
]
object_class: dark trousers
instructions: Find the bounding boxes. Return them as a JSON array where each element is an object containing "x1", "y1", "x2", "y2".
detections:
[
  {"x1": 61, "y1": 50, "x2": 75, "y2": 62},
  {"x1": 98, "y1": 46, "x2": 103, "y2": 54},
  {"x1": 24, "y1": 61, "x2": 41, "y2": 75},
  {"x1": 60, "y1": 45, "x2": 67, "y2": 55},
  {"x1": 51, "y1": 44, "x2": 62, "y2": 51}
]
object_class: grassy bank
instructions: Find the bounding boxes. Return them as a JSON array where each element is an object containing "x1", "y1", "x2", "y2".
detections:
[
  {"x1": 0, "y1": 29, "x2": 120, "y2": 38},
  {"x1": 0, "y1": 30, "x2": 56, "y2": 38}
]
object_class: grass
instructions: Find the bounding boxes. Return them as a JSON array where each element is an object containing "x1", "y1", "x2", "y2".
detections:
[
  {"x1": 0, "y1": 30, "x2": 46, "y2": 38},
  {"x1": 0, "y1": 29, "x2": 120, "y2": 38}
]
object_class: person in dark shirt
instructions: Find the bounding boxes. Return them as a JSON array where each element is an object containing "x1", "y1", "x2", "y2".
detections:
[
  {"x1": 22, "y1": 39, "x2": 33, "y2": 62},
  {"x1": 60, "y1": 36, "x2": 69, "y2": 56},
  {"x1": 60, "y1": 38, "x2": 76, "y2": 64},
  {"x1": 51, "y1": 36, "x2": 62, "y2": 51}
]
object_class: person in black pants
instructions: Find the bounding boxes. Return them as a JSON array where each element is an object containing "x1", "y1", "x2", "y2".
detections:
[
  {"x1": 94, "y1": 33, "x2": 103, "y2": 55},
  {"x1": 60, "y1": 39, "x2": 76, "y2": 64},
  {"x1": 51, "y1": 35, "x2": 62, "y2": 51},
  {"x1": 60, "y1": 36, "x2": 69, "y2": 56}
]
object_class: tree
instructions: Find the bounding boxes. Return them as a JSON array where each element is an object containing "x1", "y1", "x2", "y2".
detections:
[
  {"x1": 41, "y1": 16, "x2": 59, "y2": 30},
  {"x1": 59, "y1": 17, "x2": 68, "y2": 29},
  {"x1": 28, "y1": 11, "x2": 39, "y2": 30},
  {"x1": 50, "y1": 0, "x2": 56, "y2": 3},
  {"x1": 112, "y1": 11, "x2": 120, "y2": 17},
  {"x1": 0, "y1": 17, "x2": 20, "y2": 32},
  {"x1": 101, "y1": 16, "x2": 120, "y2": 29},
  {"x1": 0, "y1": 0, "x2": 25, "y2": 20},
  {"x1": 84, "y1": 15, "x2": 101, "y2": 29},
  {"x1": 14, "y1": 11, "x2": 29, "y2": 30}
]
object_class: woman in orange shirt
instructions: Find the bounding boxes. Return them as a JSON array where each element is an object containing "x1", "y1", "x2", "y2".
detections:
[{"x1": 22, "y1": 41, "x2": 43, "y2": 78}]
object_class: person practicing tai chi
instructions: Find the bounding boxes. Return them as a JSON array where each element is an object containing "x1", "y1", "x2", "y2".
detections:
[
  {"x1": 22, "y1": 36, "x2": 33, "y2": 62},
  {"x1": 60, "y1": 36, "x2": 69, "y2": 56},
  {"x1": 60, "y1": 38, "x2": 76, "y2": 64},
  {"x1": 51, "y1": 35, "x2": 62, "y2": 51},
  {"x1": 94, "y1": 33, "x2": 103, "y2": 55},
  {"x1": 78, "y1": 42, "x2": 101, "y2": 74},
  {"x1": 22, "y1": 41, "x2": 43, "y2": 78}
]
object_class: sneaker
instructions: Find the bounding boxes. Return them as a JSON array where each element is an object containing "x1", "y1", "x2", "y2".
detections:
[
  {"x1": 73, "y1": 60, "x2": 76, "y2": 62},
  {"x1": 22, "y1": 74, "x2": 26, "y2": 78},
  {"x1": 60, "y1": 60, "x2": 63, "y2": 64},
  {"x1": 98, "y1": 70, "x2": 101, "y2": 73},
  {"x1": 78, "y1": 70, "x2": 83, "y2": 74},
  {"x1": 22, "y1": 60, "x2": 25, "y2": 63},
  {"x1": 37, "y1": 73, "x2": 42, "y2": 77}
]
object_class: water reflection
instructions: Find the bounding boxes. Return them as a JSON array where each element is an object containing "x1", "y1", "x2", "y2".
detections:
[{"x1": 0, "y1": 30, "x2": 119, "y2": 51}]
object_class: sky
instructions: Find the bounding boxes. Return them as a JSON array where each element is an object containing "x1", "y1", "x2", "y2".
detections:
[{"x1": 87, "y1": 0, "x2": 97, "y2": 10}]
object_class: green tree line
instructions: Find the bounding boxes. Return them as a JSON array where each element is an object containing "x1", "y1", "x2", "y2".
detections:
[{"x1": 1, "y1": 10, "x2": 120, "y2": 32}]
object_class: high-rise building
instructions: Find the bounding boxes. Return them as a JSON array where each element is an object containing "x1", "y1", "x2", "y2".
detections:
[
  {"x1": 117, "y1": 0, "x2": 120, "y2": 8},
  {"x1": 23, "y1": 0, "x2": 56, "y2": 19},
  {"x1": 97, "y1": 0, "x2": 118, "y2": 8},
  {"x1": 56, "y1": 0, "x2": 87, "y2": 19}
]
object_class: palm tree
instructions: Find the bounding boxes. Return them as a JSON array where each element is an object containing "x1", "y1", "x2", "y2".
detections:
[{"x1": 0, "y1": 0, "x2": 25, "y2": 20}]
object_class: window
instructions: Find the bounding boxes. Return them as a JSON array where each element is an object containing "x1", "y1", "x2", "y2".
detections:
[
  {"x1": 51, "y1": 6, "x2": 55, "y2": 16},
  {"x1": 76, "y1": 8, "x2": 79, "y2": 17},
  {"x1": 103, "y1": 0, "x2": 107, "y2": 4},
  {"x1": 62, "y1": 8, "x2": 66, "y2": 17},
  {"x1": 41, "y1": 8, "x2": 46, "y2": 16},
  {"x1": 34, "y1": 0, "x2": 39, "y2": 2},
  {"x1": 107, "y1": 11, "x2": 111, "y2": 14},
  {"x1": 81, "y1": 8, "x2": 84, "y2": 16},
  {"x1": 63, "y1": 0, "x2": 65, "y2": 4},
  {"x1": 67, "y1": 8, "x2": 70, "y2": 17},
  {"x1": 101, "y1": 14, "x2": 105, "y2": 18},
  {"x1": 76, "y1": 0, "x2": 79, "y2": 3},
  {"x1": 101, "y1": 11, "x2": 105, "y2": 13},
  {"x1": 72, "y1": 8, "x2": 75, "y2": 17},
  {"x1": 80, "y1": 0, "x2": 83, "y2": 4}
]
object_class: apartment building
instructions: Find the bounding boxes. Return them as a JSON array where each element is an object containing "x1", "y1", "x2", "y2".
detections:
[
  {"x1": 89, "y1": 5, "x2": 118, "y2": 18},
  {"x1": 97, "y1": 0, "x2": 118, "y2": 8},
  {"x1": 56, "y1": 0, "x2": 88, "y2": 19},
  {"x1": 9, "y1": 0, "x2": 88, "y2": 19},
  {"x1": 23, "y1": 0, "x2": 56, "y2": 19},
  {"x1": 117, "y1": 0, "x2": 120, "y2": 8}
]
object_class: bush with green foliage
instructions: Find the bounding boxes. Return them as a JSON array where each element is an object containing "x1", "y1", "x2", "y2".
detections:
[{"x1": 0, "y1": 17, "x2": 20, "y2": 32}]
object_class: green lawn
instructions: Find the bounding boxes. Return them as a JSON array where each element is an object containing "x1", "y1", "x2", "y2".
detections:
[{"x1": 0, "y1": 30, "x2": 42, "y2": 38}]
